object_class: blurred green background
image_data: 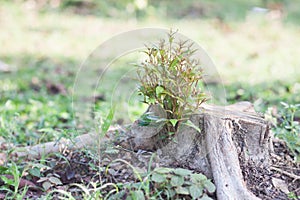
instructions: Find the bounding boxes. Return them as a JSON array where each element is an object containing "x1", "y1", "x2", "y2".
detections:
[{"x1": 0, "y1": 0, "x2": 299, "y2": 146}]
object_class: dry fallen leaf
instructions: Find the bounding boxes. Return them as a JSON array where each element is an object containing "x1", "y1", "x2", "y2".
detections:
[
  {"x1": 272, "y1": 177, "x2": 289, "y2": 194},
  {"x1": 49, "y1": 176, "x2": 63, "y2": 185},
  {"x1": 42, "y1": 181, "x2": 52, "y2": 191}
]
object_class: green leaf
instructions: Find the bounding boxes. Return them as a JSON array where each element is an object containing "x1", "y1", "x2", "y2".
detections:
[
  {"x1": 169, "y1": 57, "x2": 179, "y2": 69},
  {"x1": 280, "y1": 101, "x2": 289, "y2": 108},
  {"x1": 154, "y1": 167, "x2": 173, "y2": 174},
  {"x1": 29, "y1": 167, "x2": 41, "y2": 177},
  {"x1": 165, "y1": 188, "x2": 176, "y2": 199},
  {"x1": 1, "y1": 175, "x2": 14, "y2": 185},
  {"x1": 191, "y1": 173, "x2": 207, "y2": 183},
  {"x1": 102, "y1": 107, "x2": 115, "y2": 133},
  {"x1": 130, "y1": 182, "x2": 143, "y2": 189},
  {"x1": 174, "y1": 168, "x2": 192, "y2": 176},
  {"x1": 148, "y1": 97, "x2": 156, "y2": 104},
  {"x1": 131, "y1": 190, "x2": 145, "y2": 200},
  {"x1": 160, "y1": 49, "x2": 165, "y2": 57},
  {"x1": 183, "y1": 120, "x2": 201, "y2": 133},
  {"x1": 42, "y1": 181, "x2": 52, "y2": 191},
  {"x1": 168, "y1": 132, "x2": 175, "y2": 136},
  {"x1": 104, "y1": 147, "x2": 119, "y2": 154},
  {"x1": 189, "y1": 185, "x2": 203, "y2": 199},
  {"x1": 49, "y1": 177, "x2": 62, "y2": 185},
  {"x1": 151, "y1": 172, "x2": 166, "y2": 183},
  {"x1": 0, "y1": 166, "x2": 8, "y2": 174},
  {"x1": 145, "y1": 114, "x2": 160, "y2": 121},
  {"x1": 175, "y1": 186, "x2": 189, "y2": 195},
  {"x1": 138, "y1": 112, "x2": 163, "y2": 126},
  {"x1": 138, "y1": 119, "x2": 151, "y2": 126},
  {"x1": 138, "y1": 113, "x2": 152, "y2": 126},
  {"x1": 38, "y1": 128, "x2": 54, "y2": 133},
  {"x1": 159, "y1": 89, "x2": 175, "y2": 98},
  {"x1": 204, "y1": 180, "x2": 216, "y2": 193},
  {"x1": 169, "y1": 119, "x2": 178, "y2": 127},
  {"x1": 156, "y1": 85, "x2": 165, "y2": 97},
  {"x1": 170, "y1": 175, "x2": 184, "y2": 187}
]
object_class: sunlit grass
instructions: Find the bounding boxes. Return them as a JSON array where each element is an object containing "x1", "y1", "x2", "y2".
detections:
[
  {"x1": 0, "y1": 1, "x2": 299, "y2": 145},
  {"x1": 1, "y1": 2, "x2": 299, "y2": 84}
]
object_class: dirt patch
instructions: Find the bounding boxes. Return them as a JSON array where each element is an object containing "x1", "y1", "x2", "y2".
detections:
[{"x1": 242, "y1": 139, "x2": 300, "y2": 199}]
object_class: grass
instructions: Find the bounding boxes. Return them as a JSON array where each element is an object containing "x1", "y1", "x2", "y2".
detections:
[
  {"x1": 0, "y1": 0, "x2": 299, "y2": 198},
  {"x1": 0, "y1": 0, "x2": 299, "y2": 145},
  {"x1": 0, "y1": 0, "x2": 298, "y2": 149}
]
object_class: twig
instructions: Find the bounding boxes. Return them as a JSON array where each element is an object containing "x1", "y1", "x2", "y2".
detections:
[
  {"x1": 272, "y1": 164, "x2": 300, "y2": 171},
  {"x1": 270, "y1": 166, "x2": 300, "y2": 181}
]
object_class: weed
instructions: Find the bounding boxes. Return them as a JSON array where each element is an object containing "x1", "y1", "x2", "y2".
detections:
[
  {"x1": 288, "y1": 191, "x2": 300, "y2": 200},
  {"x1": 269, "y1": 102, "x2": 300, "y2": 161},
  {"x1": 150, "y1": 167, "x2": 215, "y2": 199},
  {"x1": 104, "y1": 153, "x2": 215, "y2": 199},
  {"x1": 0, "y1": 162, "x2": 28, "y2": 199},
  {"x1": 106, "y1": 163, "x2": 216, "y2": 200}
]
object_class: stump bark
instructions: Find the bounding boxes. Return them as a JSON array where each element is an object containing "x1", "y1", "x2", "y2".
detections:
[{"x1": 128, "y1": 102, "x2": 272, "y2": 200}]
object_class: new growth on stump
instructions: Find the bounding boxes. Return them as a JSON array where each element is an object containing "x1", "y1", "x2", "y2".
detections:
[{"x1": 136, "y1": 30, "x2": 207, "y2": 134}]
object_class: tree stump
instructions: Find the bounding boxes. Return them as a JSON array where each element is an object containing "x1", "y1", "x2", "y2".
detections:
[
  {"x1": 128, "y1": 102, "x2": 271, "y2": 200},
  {"x1": 12, "y1": 101, "x2": 271, "y2": 200}
]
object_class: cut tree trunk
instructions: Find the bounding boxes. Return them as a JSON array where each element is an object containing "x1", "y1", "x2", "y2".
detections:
[{"x1": 128, "y1": 102, "x2": 271, "y2": 200}]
